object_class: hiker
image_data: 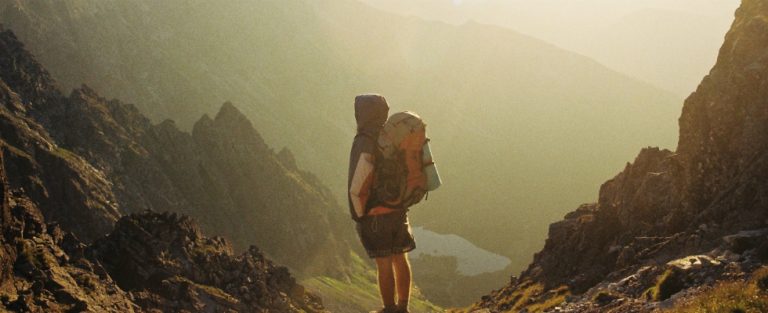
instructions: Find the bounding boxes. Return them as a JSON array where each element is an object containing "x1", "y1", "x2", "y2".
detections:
[{"x1": 348, "y1": 94, "x2": 416, "y2": 313}]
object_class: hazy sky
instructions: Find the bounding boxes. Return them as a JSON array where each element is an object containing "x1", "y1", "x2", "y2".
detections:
[
  {"x1": 358, "y1": 0, "x2": 741, "y2": 94},
  {"x1": 360, "y1": 0, "x2": 738, "y2": 20}
]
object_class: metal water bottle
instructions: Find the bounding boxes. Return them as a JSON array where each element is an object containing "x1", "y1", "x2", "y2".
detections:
[{"x1": 422, "y1": 139, "x2": 442, "y2": 191}]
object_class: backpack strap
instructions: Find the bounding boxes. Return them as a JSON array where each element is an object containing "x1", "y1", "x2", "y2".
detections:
[{"x1": 356, "y1": 131, "x2": 377, "y2": 140}]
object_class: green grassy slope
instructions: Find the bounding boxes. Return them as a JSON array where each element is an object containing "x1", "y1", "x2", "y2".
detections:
[{"x1": 303, "y1": 253, "x2": 442, "y2": 313}]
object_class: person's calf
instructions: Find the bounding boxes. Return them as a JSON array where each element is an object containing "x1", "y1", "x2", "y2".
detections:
[
  {"x1": 392, "y1": 253, "x2": 411, "y2": 312},
  {"x1": 375, "y1": 256, "x2": 396, "y2": 307}
]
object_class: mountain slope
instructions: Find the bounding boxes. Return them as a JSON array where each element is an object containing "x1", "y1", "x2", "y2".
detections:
[
  {"x1": 0, "y1": 29, "x2": 120, "y2": 242},
  {"x1": 0, "y1": 0, "x2": 682, "y2": 277},
  {"x1": 0, "y1": 26, "x2": 354, "y2": 277},
  {"x1": 468, "y1": 0, "x2": 768, "y2": 311}
]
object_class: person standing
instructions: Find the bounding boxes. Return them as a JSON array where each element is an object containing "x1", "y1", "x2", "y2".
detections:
[{"x1": 348, "y1": 94, "x2": 416, "y2": 313}]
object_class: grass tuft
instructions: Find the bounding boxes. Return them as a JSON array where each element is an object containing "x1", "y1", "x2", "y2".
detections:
[
  {"x1": 664, "y1": 268, "x2": 768, "y2": 313},
  {"x1": 647, "y1": 268, "x2": 684, "y2": 301},
  {"x1": 592, "y1": 290, "x2": 619, "y2": 305},
  {"x1": 753, "y1": 266, "x2": 768, "y2": 291}
]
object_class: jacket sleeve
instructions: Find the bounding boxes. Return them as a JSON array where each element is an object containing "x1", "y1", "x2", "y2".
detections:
[{"x1": 349, "y1": 152, "x2": 375, "y2": 219}]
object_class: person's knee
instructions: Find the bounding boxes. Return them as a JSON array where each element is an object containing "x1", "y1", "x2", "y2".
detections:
[
  {"x1": 392, "y1": 253, "x2": 409, "y2": 265},
  {"x1": 392, "y1": 254, "x2": 411, "y2": 272}
]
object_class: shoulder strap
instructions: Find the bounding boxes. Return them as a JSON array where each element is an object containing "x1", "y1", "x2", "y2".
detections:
[{"x1": 355, "y1": 133, "x2": 374, "y2": 144}]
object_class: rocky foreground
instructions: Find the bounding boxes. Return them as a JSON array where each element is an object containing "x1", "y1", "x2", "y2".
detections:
[
  {"x1": 468, "y1": 0, "x2": 768, "y2": 312},
  {"x1": 0, "y1": 149, "x2": 326, "y2": 312}
]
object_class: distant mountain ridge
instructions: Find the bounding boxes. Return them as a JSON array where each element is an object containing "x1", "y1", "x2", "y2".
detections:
[{"x1": 468, "y1": 0, "x2": 768, "y2": 311}]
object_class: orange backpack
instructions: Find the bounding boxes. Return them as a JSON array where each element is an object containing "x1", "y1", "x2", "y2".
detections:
[{"x1": 370, "y1": 111, "x2": 431, "y2": 210}]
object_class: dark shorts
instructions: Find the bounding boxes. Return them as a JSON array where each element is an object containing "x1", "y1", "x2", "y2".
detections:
[{"x1": 356, "y1": 211, "x2": 416, "y2": 258}]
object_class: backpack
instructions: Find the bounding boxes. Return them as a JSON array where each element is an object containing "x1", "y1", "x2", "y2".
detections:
[{"x1": 369, "y1": 111, "x2": 441, "y2": 210}]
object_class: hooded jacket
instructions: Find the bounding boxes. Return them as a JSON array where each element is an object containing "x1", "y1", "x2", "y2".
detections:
[{"x1": 348, "y1": 94, "x2": 389, "y2": 221}]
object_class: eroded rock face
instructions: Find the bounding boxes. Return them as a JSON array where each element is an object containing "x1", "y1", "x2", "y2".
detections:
[{"x1": 472, "y1": 1, "x2": 768, "y2": 311}]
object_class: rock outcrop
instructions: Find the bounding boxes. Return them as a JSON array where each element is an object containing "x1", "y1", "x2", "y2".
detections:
[
  {"x1": 470, "y1": 1, "x2": 768, "y2": 311},
  {"x1": 0, "y1": 149, "x2": 139, "y2": 312},
  {"x1": 88, "y1": 211, "x2": 326, "y2": 313},
  {"x1": 0, "y1": 148, "x2": 326, "y2": 312}
]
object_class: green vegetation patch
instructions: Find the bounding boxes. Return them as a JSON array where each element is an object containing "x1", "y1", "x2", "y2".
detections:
[
  {"x1": 51, "y1": 146, "x2": 81, "y2": 162},
  {"x1": 664, "y1": 281, "x2": 768, "y2": 313},
  {"x1": 302, "y1": 252, "x2": 442, "y2": 313},
  {"x1": 753, "y1": 266, "x2": 768, "y2": 292},
  {"x1": 467, "y1": 281, "x2": 569, "y2": 313},
  {"x1": 646, "y1": 268, "x2": 685, "y2": 301},
  {"x1": 592, "y1": 290, "x2": 620, "y2": 305}
]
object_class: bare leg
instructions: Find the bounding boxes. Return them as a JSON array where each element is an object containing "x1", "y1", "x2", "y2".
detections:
[
  {"x1": 392, "y1": 253, "x2": 412, "y2": 309},
  {"x1": 375, "y1": 256, "x2": 396, "y2": 308}
]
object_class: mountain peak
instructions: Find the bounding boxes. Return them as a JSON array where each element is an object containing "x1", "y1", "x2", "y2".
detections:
[
  {"x1": 193, "y1": 113, "x2": 214, "y2": 130},
  {"x1": 214, "y1": 101, "x2": 247, "y2": 123},
  {"x1": 192, "y1": 101, "x2": 268, "y2": 152},
  {"x1": 278, "y1": 147, "x2": 298, "y2": 170}
]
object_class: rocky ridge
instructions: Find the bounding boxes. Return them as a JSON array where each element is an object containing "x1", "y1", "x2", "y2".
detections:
[
  {"x1": 468, "y1": 1, "x2": 768, "y2": 312},
  {"x1": 0, "y1": 30, "x2": 120, "y2": 242},
  {"x1": 0, "y1": 27, "x2": 355, "y2": 277}
]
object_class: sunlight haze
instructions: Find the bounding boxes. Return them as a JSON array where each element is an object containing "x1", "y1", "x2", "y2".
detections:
[
  {"x1": 0, "y1": 0, "x2": 747, "y2": 310},
  {"x1": 358, "y1": 0, "x2": 741, "y2": 95}
]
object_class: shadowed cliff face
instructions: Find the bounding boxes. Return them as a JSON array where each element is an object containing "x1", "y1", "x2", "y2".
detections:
[
  {"x1": 471, "y1": 1, "x2": 768, "y2": 311},
  {"x1": 0, "y1": 27, "x2": 354, "y2": 278}
]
